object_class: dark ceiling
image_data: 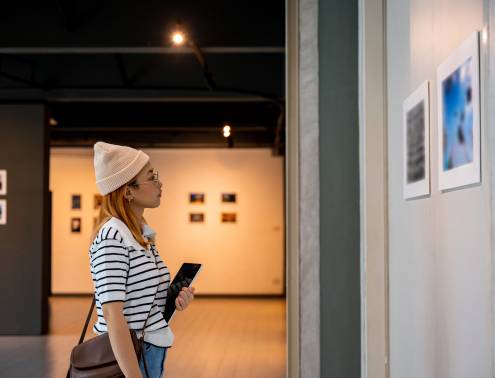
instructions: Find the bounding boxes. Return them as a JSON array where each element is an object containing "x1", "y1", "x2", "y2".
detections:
[{"x1": 0, "y1": 0, "x2": 285, "y2": 153}]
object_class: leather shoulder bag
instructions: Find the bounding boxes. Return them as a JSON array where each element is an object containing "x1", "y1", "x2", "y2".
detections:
[{"x1": 66, "y1": 297, "x2": 151, "y2": 378}]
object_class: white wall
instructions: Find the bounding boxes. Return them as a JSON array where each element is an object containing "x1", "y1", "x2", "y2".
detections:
[
  {"x1": 50, "y1": 148, "x2": 284, "y2": 295},
  {"x1": 387, "y1": 0, "x2": 492, "y2": 377}
]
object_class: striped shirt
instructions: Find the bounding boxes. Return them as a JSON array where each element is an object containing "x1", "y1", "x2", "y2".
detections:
[{"x1": 89, "y1": 217, "x2": 173, "y2": 346}]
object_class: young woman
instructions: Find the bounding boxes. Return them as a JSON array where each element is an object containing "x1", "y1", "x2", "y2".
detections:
[{"x1": 89, "y1": 141, "x2": 195, "y2": 378}]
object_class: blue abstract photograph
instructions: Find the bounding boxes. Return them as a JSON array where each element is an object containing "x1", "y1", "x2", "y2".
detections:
[{"x1": 441, "y1": 57, "x2": 474, "y2": 171}]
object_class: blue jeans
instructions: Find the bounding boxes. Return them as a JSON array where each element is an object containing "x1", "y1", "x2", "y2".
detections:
[{"x1": 139, "y1": 341, "x2": 168, "y2": 378}]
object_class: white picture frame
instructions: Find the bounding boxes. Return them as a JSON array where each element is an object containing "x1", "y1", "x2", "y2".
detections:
[
  {"x1": 0, "y1": 199, "x2": 6, "y2": 225},
  {"x1": 437, "y1": 31, "x2": 481, "y2": 191},
  {"x1": 403, "y1": 81, "x2": 431, "y2": 199},
  {"x1": 0, "y1": 170, "x2": 6, "y2": 195}
]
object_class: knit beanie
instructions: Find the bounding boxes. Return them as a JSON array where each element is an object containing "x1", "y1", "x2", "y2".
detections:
[{"x1": 94, "y1": 142, "x2": 150, "y2": 195}]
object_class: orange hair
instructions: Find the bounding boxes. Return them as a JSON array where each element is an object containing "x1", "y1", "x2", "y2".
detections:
[{"x1": 91, "y1": 184, "x2": 151, "y2": 249}]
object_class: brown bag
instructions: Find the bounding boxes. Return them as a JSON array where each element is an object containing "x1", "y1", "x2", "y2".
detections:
[{"x1": 66, "y1": 297, "x2": 151, "y2": 378}]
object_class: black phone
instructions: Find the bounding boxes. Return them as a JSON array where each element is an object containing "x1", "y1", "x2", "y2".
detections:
[{"x1": 163, "y1": 263, "x2": 202, "y2": 322}]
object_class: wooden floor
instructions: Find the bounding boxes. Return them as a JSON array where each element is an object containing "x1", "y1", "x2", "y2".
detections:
[{"x1": 0, "y1": 296, "x2": 286, "y2": 378}]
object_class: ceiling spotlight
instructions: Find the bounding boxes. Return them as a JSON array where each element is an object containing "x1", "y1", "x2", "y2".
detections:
[
  {"x1": 222, "y1": 124, "x2": 231, "y2": 138},
  {"x1": 172, "y1": 31, "x2": 186, "y2": 46}
]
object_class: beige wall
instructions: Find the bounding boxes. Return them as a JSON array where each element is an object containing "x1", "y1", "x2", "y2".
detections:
[{"x1": 50, "y1": 148, "x2": 284, "y2": 295}]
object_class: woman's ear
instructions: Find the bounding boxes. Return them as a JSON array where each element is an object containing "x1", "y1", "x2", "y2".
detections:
[{"x1": 125, "y1": 186, "x2": 134, "y2": 201}]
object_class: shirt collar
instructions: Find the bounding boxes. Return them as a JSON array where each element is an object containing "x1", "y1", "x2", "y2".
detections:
[{"x1": 142, "y1": 224, "x2": 156, "y2": 240}]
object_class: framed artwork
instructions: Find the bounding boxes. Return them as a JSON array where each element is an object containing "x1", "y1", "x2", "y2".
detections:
[
  {"x1": 221, "y1": 193, "x2": 237, "y2": 203},
  {"x1": 0, "y1": 170, "x2": 6, "y2": 195},
  {"x1": 94, "y1": 194, "x2": 103, "y2": 210},
  {"x1": 71, "y1": 217, "x2": 81, "y2": 233},
  {"x1": 403, "y1": 81, "x2": 431, "y2": 199},
  {"x1": 71, "y1": 194, "x2": 81, "y2": 210},
  {"x1": 0, "y1": 199, "x2": 6, "y2": 225},
  {"x1": 189, "y1": 193, "x2": 205, "y2": 204},
  {"x1": 221, "y1": 212, "x2": 237, "y2": 223},
  {"x1": 437, "y1": 31, "x2": 481, "y2": 190},
  {"x1": 189, "y1": 213, "x2": 205, "y2": 223}
]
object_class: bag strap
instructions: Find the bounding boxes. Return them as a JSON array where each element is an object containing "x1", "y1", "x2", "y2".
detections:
[
  {"x1": 77, "y1": 295, "x2": 96, "y2": 345},
  {"x1": 67, "y1": 295, "x2": 153, "y2": 378}
]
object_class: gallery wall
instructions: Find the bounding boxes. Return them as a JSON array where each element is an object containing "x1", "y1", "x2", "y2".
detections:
[
  {"x1": 0, "y1": 104, "x2": 49, "y2": 334},
  {"x1": 387, "y1": 0, "x2": 491, "y2": 377},
  {"x1": 50, "y1": 147, "x2": 284, "y2": 295}
]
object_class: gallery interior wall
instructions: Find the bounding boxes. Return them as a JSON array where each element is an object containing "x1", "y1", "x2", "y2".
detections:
[
  {"x1": 50, "y1": 147, "x2": 285, "y2": 295},
  {"x1": 0, "y1": 104, "x2": 49, "y2": 334},
  {"x1": 387, "y1": 0, "x2": 492, "y2": 376}
]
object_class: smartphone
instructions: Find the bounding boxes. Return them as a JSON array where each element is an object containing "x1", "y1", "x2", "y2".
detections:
[{"x1": 163, "y1": 263, "x2": 202, "y2": 322}]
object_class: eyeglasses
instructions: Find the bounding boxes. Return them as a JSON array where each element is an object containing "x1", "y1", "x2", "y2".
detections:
[{"x1": 129, "y1": 170, "x2": 160, "y2": 187}]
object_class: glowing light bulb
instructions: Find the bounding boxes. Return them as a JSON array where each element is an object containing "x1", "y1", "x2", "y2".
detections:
[
  {"x1": 172, "y1": 32, "x2": 185, "y2": 45},
  {"x1": 222, "y1": 124, "x2": 231, "y2": 138}
]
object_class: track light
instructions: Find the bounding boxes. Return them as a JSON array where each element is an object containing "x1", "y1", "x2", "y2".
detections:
[
  {"x1": 171, "y1": 31, "x2": 186, "y2": 46},
  {"x1": 222, "y1": 124, "x2": 231, "y2": 138}
]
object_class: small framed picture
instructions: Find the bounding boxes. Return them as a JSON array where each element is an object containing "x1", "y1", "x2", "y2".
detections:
[
  {"x1": 0, "y1": 170, "x2": 6, "y2": 195},
  {"x1": 221, "y1": 193, "x2": 237, "y2": 203},
  {"x1": 189, "y1": 193, "x2": 205, "y2": 204},
  {"x1": 403, "y1": 81, "x2": 431, "y2": 199},
  {"x1": 0, "y1": 199, "x2": 6, "y2": 225},
  {"x1": 221, "y1": 212, "x2": 237, "y2": 223},
  {"x1": 71, "y1": 217, "x2": 81, "y2": 233},
  {"x1": 189, "y1": 213, "x2": 205, "y2": 223},
  {"x1": 94, "y1": 194, "x2": 103, "y2": 210},
  {"x1": 437, "y1": 31, "x2": 481, "y2": 191},
  {"x1": 72, "y1": 194, "x2": 81, "y2": 210}
]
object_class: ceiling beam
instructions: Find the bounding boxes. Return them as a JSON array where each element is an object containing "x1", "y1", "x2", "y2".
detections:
[
  {"x1": 0, "y1": 89, "x2": 283, "y2": 103},
  {"x1": 114, "y1": 54, "x2": 130, "y2": 87},
  {"x1": 50, "y1": 140, "x2": 275, "y2": 149},
  {"x1": 50, "y1": 126, "x2": 269, "y2": 132},
  {"x1": 0, "y1": 47, "x2": 285, "y2": 54},
  {"x1": 48, "y1": 96, "x2": 274, "y2": 103}
]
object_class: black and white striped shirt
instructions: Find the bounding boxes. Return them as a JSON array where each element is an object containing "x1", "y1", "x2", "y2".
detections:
[{"x1": 89, "y1": 217, "x2": 172, "y2": 345}]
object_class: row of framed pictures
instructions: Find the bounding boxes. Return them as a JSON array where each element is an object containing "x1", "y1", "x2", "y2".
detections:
[
  {"x1": 68, "y1": 211, "x2": 238, "y2": 233},
  {"x1": 190, "y1": 193, "x2": 237, "y2": 204},
  {"x1": 69, "y1": 193, "x2": 101, "y2": 233},
  {"x1": 71, "y1": 194, "x2": 103, "y2": 210},
  {"x1": 69, "y1": 192, "x2": 238, "y2": 210},
  {"x1": 67, "y1": 190, "x2": 240, "y2": 232},
  {"x1": 403, "y1": 31, "x2": 481, "y2": 199},
  {"x1": 0, "y1": 170, "x2": 7, "y2": 225},
  {"x1": 190, "y1": 212, "x2": 237, "y2": 223}
]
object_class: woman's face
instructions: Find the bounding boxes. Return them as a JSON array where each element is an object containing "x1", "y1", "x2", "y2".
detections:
[{"x1": 127, "y1": 162, "x2": 163, "y2": 208}]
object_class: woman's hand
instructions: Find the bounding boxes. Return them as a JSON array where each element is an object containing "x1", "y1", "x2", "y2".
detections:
[{"x1": 175, "y1": 286, "x2": 195, "y2": 311}]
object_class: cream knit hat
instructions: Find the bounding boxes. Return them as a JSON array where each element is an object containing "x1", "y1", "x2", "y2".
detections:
[{"x1": 94, "y1": 141, "x2": 150, "y2": 195}]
